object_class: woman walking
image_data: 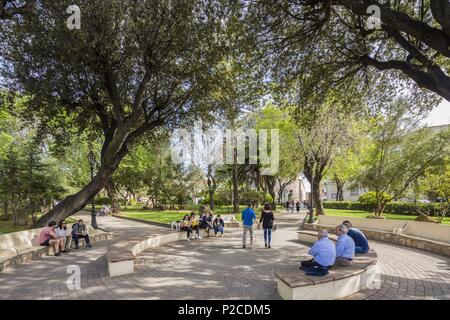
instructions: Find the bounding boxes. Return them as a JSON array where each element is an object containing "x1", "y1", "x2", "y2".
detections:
[{"x1": 259, "y1": 203, "x2": 275, "y2": 248}]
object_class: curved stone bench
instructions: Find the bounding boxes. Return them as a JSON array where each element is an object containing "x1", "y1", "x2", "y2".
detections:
[
  {"x1": 305, "y1": 215, "x2": 450, "y2": 257},
  {"x1": 0, "y1": 225, "x2": 112, "y2": 273},
  {"x1": 276, "y1": 232, "x2": 378, "y2": 300},
  {"x1": 107, "y1": 229, "x2": 210, "y2": 277}
]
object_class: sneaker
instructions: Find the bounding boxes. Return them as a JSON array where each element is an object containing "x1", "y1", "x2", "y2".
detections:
[
  {"x1": 86, "y1": 244, "x2": 92, "y2": 248},
  {"x1": 215, "y1": 234, "x2": 218, "y2": 238},
  {"x1": 55, "y1": 252, "x2": 62, "y2": 256},
  {"x1": 186, "y1": 238, "x2": 190, "y2": 241},
  {"x1": 197, "y1": 236, "x2": 202, "y2": 239},
  {"x1": 265, "y1": 243, "x2": 267, "y2": 248},
  {"x1": 242, "y1": 245, "x2": 246, "y2": 249},
  {"x1": 220, "y1": 234, "x2": 223, "y2": 237},
  {"x1": 268, "y1": 245, "x2": 271, "y2": 249},
  {"x1": 61, "y1": 250, "x2": 69, "y2": 253}
]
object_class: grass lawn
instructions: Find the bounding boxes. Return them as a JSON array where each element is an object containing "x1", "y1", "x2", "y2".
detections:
[
  {"x1": 118, "y1": 206, "x2": 248, "y2": 224},
  {"x1": 324, "y1": 208, "x2": 450, "y2": 225}
]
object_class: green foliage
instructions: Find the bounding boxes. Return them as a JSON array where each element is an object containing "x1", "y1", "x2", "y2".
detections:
[
  {"x1": 358, "y1": 192, "x2": 392, "y2": 207},
  {"x1": 239, "y1": 189, "x2": 271, "y2": 206},
  {"x1": 323, "y1": 201, "x2": 442, "y2": 216},
  {"x1": 355, "y1": 102, "x2": 449, "y2": 214}
]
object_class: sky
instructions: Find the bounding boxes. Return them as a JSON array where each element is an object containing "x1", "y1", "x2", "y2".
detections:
[{"x1": 423, "y1": 100, "x2": 450, "y2": 126}]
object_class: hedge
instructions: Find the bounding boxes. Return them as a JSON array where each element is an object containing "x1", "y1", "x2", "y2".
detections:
[{"x1": 322, "y1": 201, "x2": 442, "y2": 216}]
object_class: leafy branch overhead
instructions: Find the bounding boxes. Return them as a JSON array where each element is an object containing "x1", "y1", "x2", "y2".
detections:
[{"x1": 252, "y1": 0, "x2": 450, "y2": 104}]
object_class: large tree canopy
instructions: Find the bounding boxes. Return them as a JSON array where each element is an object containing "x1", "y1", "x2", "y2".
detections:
[
  {"x1": 250, "y1": 0, "x2": 449, "y2": 106},
  {"x1": 0, "y1": 0, "x2": 226, "y2": 226}
]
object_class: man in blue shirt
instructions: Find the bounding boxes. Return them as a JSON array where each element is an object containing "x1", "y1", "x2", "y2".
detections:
[
  {"x1": 300, "y1": 230, "x2": 336, "y2": 276},
  {"x1": 343, "y1": 220, "x2": 369, "y2": 254},
  {"x1": 242, "y1": 202, "x2": 256, "y2": 249},
  {"x1": 335, "y1": 224, "x2": 355, "y2": 266}
]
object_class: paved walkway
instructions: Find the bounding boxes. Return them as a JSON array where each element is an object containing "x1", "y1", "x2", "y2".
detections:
[{"x1": 0, "y1": 213, "x2": 449, "y2": 299}]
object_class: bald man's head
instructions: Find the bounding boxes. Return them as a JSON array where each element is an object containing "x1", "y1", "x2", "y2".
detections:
[{"x1": 318, "y1": 229, "x2": 329, "y2": 239}]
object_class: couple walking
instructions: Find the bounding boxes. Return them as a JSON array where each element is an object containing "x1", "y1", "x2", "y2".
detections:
[{"x1": 242, "y1": 202, "x2": 275, "y2": 249}]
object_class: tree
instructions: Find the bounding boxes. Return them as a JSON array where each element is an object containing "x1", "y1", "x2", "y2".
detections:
[
  {"x1": 199, "y1": 4, "x2": 263, "y2": 213},
  {"x1": 255, "y1": 104, "x2": 302, "y2": 209},
  {"x1": 251, "y1": 0, "x2": 449, "y2": 105},
  {"x1": 415, "y1": 154, "x2": 450, "y2": 222},
  {"x1": 292, "y1": 94, "x2": 359, "y2": 214},
  {"x1": 326, "y1": 127, "x2": 366, "y2": 201},
  {"x1": 356, "y1": 102, "x2": 449, "y2": 215},
  {"x1": 0, "y1": 0, "x2": 226, "y2": 226}
]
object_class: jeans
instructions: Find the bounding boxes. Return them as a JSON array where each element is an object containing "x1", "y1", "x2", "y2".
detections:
[
  {"x1": 72, "y1": 234, "x2": 90, "y2": 247},
  {"x1": 243, "y1": 225, "x2": 253, "y2": 246},
  {"x1": 355, "y1": 246, "x2": 369, "y2": 254},
  {"x1": 214, "y1": 226, "x2": 224, "y2": 234},
  {"x1": 264, "y1": 228, "x2": 272, "y2": 245},
  {"x1": 300, "y1": 259, "x2": 331, "y2": 276}
]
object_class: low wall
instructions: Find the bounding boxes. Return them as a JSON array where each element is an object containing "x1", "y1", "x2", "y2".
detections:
[{"x1": 0, "y1": 225, "x2": 112, "y2": 273}]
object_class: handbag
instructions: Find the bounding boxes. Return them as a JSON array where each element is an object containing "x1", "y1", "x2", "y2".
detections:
[{"x1": 272, "y1": 224, "x2": 278, "y2": 232}]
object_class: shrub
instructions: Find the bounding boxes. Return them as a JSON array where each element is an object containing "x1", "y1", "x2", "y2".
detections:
[
  {"x1": 95, "y1": 197, "x2": 112, "y2": 205},
  {"x1": 358, "y1": 192, "x2": 392, "y2": 208},
  {"x1": 323, "y1": 201, "x2": 442, "y2": 216}
]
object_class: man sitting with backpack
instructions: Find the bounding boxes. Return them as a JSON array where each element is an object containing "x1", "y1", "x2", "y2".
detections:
[{"x1": 71, "y1": 219, "x2": 93, "y2": 249}]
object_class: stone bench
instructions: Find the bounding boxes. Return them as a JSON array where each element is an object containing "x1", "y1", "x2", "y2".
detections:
[
  {"x1": 304, "y1": 215, "x2": 450, "y2": 257},
  {"x1": 0, "y1": 225, "x2": 112, "y2": 273},
  {"x1": 275, "y1": 245, "x2": 378, "y2": 300},
  {"x1": 107, "y1": 229, "x2": 210, "y2": 277}
]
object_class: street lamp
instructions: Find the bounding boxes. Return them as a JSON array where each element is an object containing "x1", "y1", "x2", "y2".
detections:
[{"x1": 87, "y1": 150, "x2": 98, "y2": 229}]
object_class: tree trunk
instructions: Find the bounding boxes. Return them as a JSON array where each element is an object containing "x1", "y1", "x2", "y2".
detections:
[
  {"x1": 232, "y1": 149, "x2": 240, "y2": 213},
  {"x1": 1, "y1": 201, "x2": 8, "y2": 221},
  {"x1": 33, "y1": 160, "x2": 120, "y2": 227},
  {"x1": 335, "y1": 177, "x2": 345, "y2": 201},
  {"x1": 207, "y1": 164, "x2": 216, "y2": 210},
  {"x1": 105, "y1": 178, "x2": 120, "y2": 214},
  {"x1": 312, "y1": 178, "x2": 325, "y2": 215},
  {"x1": 303, "y1": 160, "x2": 326, "y2": 216}
]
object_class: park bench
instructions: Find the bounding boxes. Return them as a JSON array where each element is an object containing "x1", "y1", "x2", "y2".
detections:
[
  {"x1": 275, "y1": 248, "x2": 378, "y2": 300},
  {"x1": 304, "y1": 215, "x2": 450, "y2": 257},
  {"x1": 0, "y1": 224, "x2": 112, "y2": 273},
  {"x1": 277, "y1": 229, "x2": 379, "y2": 300}
]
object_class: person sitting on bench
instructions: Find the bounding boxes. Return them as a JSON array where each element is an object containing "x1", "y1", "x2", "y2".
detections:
[
  {"x1": 38, "y1": 221, "x2": 65, "y2": 256},
  {"x1": 181, "y1": 214, "x2": 192, "y2": 241},
  {"x1": 213, "y1": 215, "x2": 225, "y2": 237},
  {"x1": 342, "y1": 220, "x2": 369, "y2": 254},
  {"x1": 202, "y1": 210, "x2": 214, "y2": 237},
  {"x1": 189, "y1": 212, "x2": 201, "y2": 239},
  {"x1": 71, "y1": 219, "x2": 92, "y2": 249},
  {"x1": 335, "y1": 224, "x2": 355, "y2": 266},
  {"x1": 56, "y1": 220, "x2": 72, "y2": 252},
  {"x1": 300, "y1": 230, "x2": 335, "y2": 276}
]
